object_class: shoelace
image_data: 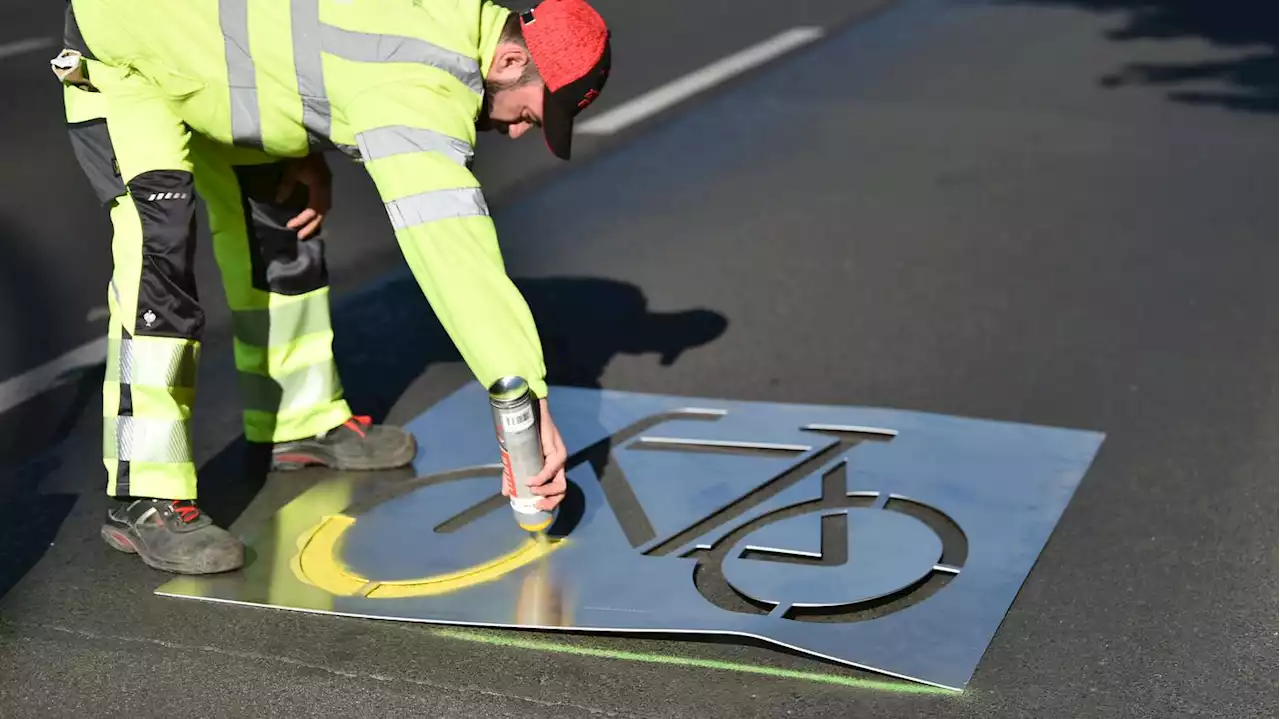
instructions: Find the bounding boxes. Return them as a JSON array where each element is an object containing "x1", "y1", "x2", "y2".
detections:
[
  {"x1": 342, "y1": 415, "x2": 372, "y2": 439},
  {"x1": 170, "y1": 500, "x2": 202, "y2": 524}
]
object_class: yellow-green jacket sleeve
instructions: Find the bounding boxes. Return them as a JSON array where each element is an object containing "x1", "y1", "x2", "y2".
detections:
[{"x1": 346, "y1": 85, "x2": 548, "y2": 398}]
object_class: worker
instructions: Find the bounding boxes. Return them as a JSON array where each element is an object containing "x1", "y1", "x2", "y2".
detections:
[
  {"x1": 60, "y1": 63, "x2": 420, "y2": 575},
  {"x1": 52, "y1": 0, "x2": 610, "y2": 574}
]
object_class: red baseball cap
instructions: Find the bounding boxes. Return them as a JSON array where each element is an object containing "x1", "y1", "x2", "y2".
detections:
[{"x1": 518, "y1": 0, "x2": 611, "y2": 160}]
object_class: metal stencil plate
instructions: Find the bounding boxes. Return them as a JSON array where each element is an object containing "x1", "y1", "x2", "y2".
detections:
[{"x1": 156, "y1": 384, "x2": 1105, "y2": 690}]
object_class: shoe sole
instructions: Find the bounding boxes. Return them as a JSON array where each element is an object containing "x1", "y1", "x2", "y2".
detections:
[
  {"x1": 100, "y1": 525, "x2": 245, "y2": 575},
  {"x1": 271, "y1": 432, "x2": 418, "y2": 472}
]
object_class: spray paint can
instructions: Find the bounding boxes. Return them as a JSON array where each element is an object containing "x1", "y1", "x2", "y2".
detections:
[{"x1": 488, "y1": 376, "x2": 555, "y2": 533}]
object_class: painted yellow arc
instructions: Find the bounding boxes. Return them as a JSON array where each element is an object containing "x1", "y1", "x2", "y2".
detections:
[{"x1": 289, "y1": 514, "x2": 564, "y2": 599}]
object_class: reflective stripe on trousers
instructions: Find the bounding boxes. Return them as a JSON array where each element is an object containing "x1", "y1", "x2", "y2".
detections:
[
  {"x1": 106, "y1": 336, "x2": 199, "y2": 388},
  {"x1": 103, "y1": 336, "x2": 198, "y2": 467},
  {"x1": 238, "y1": 361, "x2": 343, "y2": 416},
  {"x1": 103, "y1": 415, "x2": 193, "y2": 463},
  {"x1": 102, "y1": 327, "x2": 201, "y2": 499},
  {"x1": 226, "y1": 289, "x2": 350, "y2": 442},
  {"x1": 232, "y1": 292, "x2": 334, "y2": 349}
]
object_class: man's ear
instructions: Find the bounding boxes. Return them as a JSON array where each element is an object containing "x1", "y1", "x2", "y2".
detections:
[{"x1": 490, "y1": 44, "x2": 533, "y2": 80}]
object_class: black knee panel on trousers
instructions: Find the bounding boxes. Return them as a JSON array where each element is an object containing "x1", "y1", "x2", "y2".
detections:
[
  {"x1": 128, "y1": 170, "x2": 204, "y2": 339},
  {"x1": 233, "y1": 164, "x2": 329, "y2": 296}
]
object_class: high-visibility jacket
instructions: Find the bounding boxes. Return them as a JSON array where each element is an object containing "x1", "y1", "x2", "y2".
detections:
[{"x1": 71, "y1": 0, "x2": 549, "y2": 398}]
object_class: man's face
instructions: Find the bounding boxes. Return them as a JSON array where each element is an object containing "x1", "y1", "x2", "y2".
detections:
[
  {"x1": 481, "y1": 81, "x2": 544, "y2": 138},
  {"x1": 479, "y1": 44, "x2": 545, "y2": 139}
]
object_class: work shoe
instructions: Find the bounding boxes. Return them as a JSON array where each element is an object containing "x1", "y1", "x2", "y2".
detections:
[
  {"x1": 101, "y1": 499, "x2": 245, "y2": 575},
  {"x1": 270, "y1": 415, "x2": 417, "y2": 471}
]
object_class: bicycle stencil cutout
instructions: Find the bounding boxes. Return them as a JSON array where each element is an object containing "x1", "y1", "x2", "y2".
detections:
[{"x1": 157, "y1": 383, "x2": 1104, "y2": 691}]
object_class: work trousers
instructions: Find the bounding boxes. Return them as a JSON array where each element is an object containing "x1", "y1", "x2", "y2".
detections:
[{"x1": 63, "y1": 71, "x2": 352, "y2": 501}]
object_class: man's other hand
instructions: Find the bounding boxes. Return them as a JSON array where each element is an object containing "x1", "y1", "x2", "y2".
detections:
[
  {"x1": 277, "y1": 153, "x2": 332, "y2": 240},
  {"x1": 527, "y1": 397, "x2": 568, "y2": 511}
]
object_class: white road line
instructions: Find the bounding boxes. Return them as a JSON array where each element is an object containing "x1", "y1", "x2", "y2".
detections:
[
  {"x1": 0, "y1": 337, "x2": 108, "y2": 415},
  {"x1": 0, "y1": 37, "x2": 58, "y2": 61},
  {"x1": 575, "y1": 26, "x2": 825, "y2": 135}
]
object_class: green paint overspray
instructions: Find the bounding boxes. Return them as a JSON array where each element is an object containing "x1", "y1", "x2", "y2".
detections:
[{"x1": 430, "y1": 627, "x2": 956, "y2": 695}]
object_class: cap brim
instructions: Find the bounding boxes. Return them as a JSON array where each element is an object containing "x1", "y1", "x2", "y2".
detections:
[{"x1": 541, "y1": 85, "x2": 575, "y2": 161}]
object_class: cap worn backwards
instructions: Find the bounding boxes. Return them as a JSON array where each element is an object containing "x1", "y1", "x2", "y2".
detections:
[{"x1": 518, "y1": 0, "x2": 611, "y2": 160}]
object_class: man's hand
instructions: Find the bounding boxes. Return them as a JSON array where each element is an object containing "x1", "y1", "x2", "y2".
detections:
[
  {"x1": 526, "y1": 397, "x2": 568, "y2": 511},
  {"x1": 276, "y1": 153, "x2": 332, "y2": 240}
]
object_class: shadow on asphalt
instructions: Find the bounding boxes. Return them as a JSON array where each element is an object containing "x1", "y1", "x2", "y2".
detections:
[
  {"x1": 1002, "y1": 0, "x2": 1277, "y2": 113},
  {"x1": 194, "y1": 274, "x2": 730, "y2": 529},
  {"x1": 0, "y1": 364, "x2": 104, "y2": 602},
  {"x1": 0, "y1": 211, "x2": 112, "y2": 601},
  {"x1": 0, "y1": 454, "x2": 79, "y2": 603}
]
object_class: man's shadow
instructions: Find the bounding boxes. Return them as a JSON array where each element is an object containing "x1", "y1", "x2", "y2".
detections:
[
  {"x1": 334, "y1": 274, "x2": 729, "y2": 416},
  {"x1": 195, "y1": 273, "x2": 728, "y2": 528}
]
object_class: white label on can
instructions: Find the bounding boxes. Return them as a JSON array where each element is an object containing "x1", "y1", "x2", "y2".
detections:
[
  {"x1": 510, "y1": 496, "x2": 540, "y2": 513},
  {"x1": 502, "y1": 407, "x2": 535, "y2": 433}
]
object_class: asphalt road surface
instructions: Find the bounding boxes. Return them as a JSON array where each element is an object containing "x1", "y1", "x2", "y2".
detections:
[{"x1": 1, "y1": 0, "x2": 1276, "y2": 717}]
